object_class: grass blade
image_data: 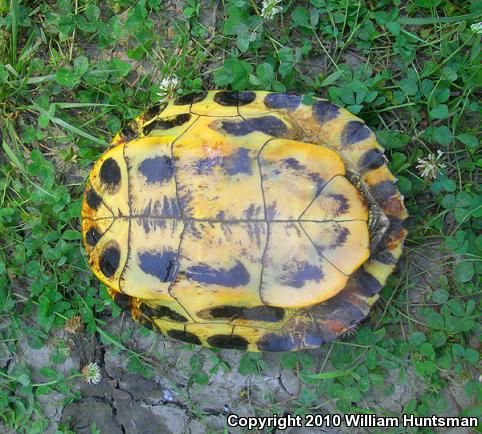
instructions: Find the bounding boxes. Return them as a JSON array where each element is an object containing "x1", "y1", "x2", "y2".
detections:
[
  {"x1": 398, "y1": 11, "x2": 482, "y2": 25},
  {"x1": 10, "y1": 0, "x2": 19, "y2": 65}
]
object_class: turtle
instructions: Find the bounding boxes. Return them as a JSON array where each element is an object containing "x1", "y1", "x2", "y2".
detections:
[{"x1": 81, "y1": 90, "x2": 408, "y2": 352}]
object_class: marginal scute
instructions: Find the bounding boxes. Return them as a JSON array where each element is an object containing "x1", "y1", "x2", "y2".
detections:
[
  {"x1": 99, "y1": 244, "x2": 121, "y2": 278},
  {"x1": 200, "y1": 305, "x2": 285, "y2": 322},
  {"x1": 341, "y1": 120, "x2": 371, "y2": 146},
  {"x1": 359, "y1": 148, "x2": 386, "y2": 171},
  {"x1": 86, "y1": 188, "x2": 103, "y2": 210},
  {"x1": 85, "y1": 226, "x2": 101, "y2": 246},
  {"x1": 312, "y1": 100, "x2": 339, "y2": 125},
  {"x1": 369, "y1": 180, "x2": 398, "y2": 205},
  {"x1": 99, "y1": 157, "x2": 121, "y2": 190},
  {"x1": 167, "y1": 329, "x2": 202, "y2": 345},
  {"x1": 264, "y1": 93, "x2": 302, "y2": 111},
  {"x1": 257, "y1": 334, "x2": 295, "y2": 352},
  {"x1": 173, "y1": 91, "x2": 208, "y2": 105},
  {"x1": 143, "y1": 102, "x2": 168, "y2": 122},
  {"x1": 371, "y1": 250, "x2": 398, "y2": 265},
  {"x1": 143, "y1": 113, "x2": 191, "y2": 135},
  {"x1": 140, "y1": 303, "x2": 188, "y2": 322},
  {"x1": 354, "y1": 269, "x2": 383, "y2": 296},
  {"x1": 207, "y1": 334, "x2": 249, "y2": 350},
  {"x1": 119, "y1": 122, "x2": 138, "y2": 141},
  {"x1": 214, "y1": 91, "x2": 256, "y2": 106}
]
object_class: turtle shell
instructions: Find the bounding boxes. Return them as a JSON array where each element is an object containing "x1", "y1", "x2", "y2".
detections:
[{"x1": 82, "y1": 91, "x2": 407, "y2": 352}]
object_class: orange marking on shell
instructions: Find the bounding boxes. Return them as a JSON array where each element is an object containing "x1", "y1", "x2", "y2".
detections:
[
  {"x1": 384, "y1": 195, "x2": 408, "y2": 218},
  {"x1": 324, "y1": 319, "x2": 349, "y2": 335}
]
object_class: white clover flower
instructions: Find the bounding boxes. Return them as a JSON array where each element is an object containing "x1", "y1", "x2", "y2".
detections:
[
  {"x1": 470, "y1": 22, "x2": 482, "y2": 34},
  {"x1": 416, "y1": 149, "x2": 446, "y2": 180},
  {"x1": 261, "y1": 0, "x2": 282, "y2": 20},
  {"x1": 82, "y1": 362, "x2": 102, "y2": 384},
  {"x1": 156, "y1": 75, "x2": 180, "y2": 100}
]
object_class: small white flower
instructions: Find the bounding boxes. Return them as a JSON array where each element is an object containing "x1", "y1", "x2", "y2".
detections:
[
  {"x1": 163, "y1": 389, "x2": 174, "y2": 402},
  {"x1": 261, "y1": 0, "x2": 282, "y2": 20},
  {"x1": 82, "y1": 362, "x2": 102, "y2": 384},
  {"x1": 416, "y1": 149, "x2": 446, "y2": 180},
  {"x1": 470, "y1": 22, "x2": 482, "y2": 34},
  {"x1": 156, "y1": 75, "x2": 180, "y2": 100}
]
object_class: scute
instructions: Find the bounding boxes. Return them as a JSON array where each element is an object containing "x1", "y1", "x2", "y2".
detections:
[{"x1": 82, "y1": 90, "x2": 407, "y2": 352}]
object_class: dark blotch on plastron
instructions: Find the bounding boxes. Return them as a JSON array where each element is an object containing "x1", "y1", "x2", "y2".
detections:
[
  {"x1": 283, "y1": 157, "x2": 305, "y2": 171},
  {"x1": 359, "y1": 148, "x2": 385, "y2": 171},
  {"x1": 144, "y1": 102, "x2": 168, "y2": 122},
  {"x1": 280, "y1": 261, "x2": 323, "y2": 288},
  {"x1": 86, "y1": 189, "x2": 102, "y2": 210},
  {"x1": 341, "y1": 121, "x2": 371, "y2": 146},
  {"x1": 213, "y1": 91, "x2": 256, "y2": 106},
  {"x1": 99, "y1": 158, "x2": 121, "y2": 189},
  {"x1": 113, "y1": 293, "x2": 131, "y2": 310},
  {"x1": 138, "y1": 156, "x2": 174, "y2": 184},
  {"x1": 208, "y1": 305, "x2": 285, "y2": 322},
  {"x1": 222, "y1": 148, "x2": 252, "y2": 175},
  {"x1": 194, "y1": 149, "x2": 252, "y2": 176},
  {"x1": 143, "y1": 113, "x2": 191, "y2": 135},
  {"x1": 257, "y1": 334, "x2": 295, "y2": 352},
  {"x1": 334, "y1": 225, "x2": 349, "y2": 246},
  {"x1": 168, "y1": 329, "x2": 202, "y2": 345},
  {"x1": 328, "y1": 194, "x2": 349, "y2": 216},
  {"x1": 140, "y1": 304, "x2": 188, "y2": 323},
  {"x1": 86, "y1": 227, "x2": 101, "y2": 246},
  {"x1": 186, "y1": 261, "x2": 249, "y2": 287},
  {"x1": 207, "y1": 334, "x2": 249, "y2": 350},
  {"x1": 174, "y1": 91, "x2": 207, "y2": 105},
  {"x1": 355, "y1": 270, "x2": 382, "y2": 296},
  {"x1": 220, "y1": 116, "x2": 287, "y2": 137},
  {"x1": 264, "y1": 93, "x2": 302, "y2": 111},
  {"x1": 370, "y1": 181, "x2": 398, "y2": 204},
  {"x1": 312, "y1": 101, "x2": 339, "y2": 125},
  {"x1": 246, "y1": 116, "x2": 287, "y2": 136},
  {"x1": 138, "y1": 251, "x2": 177, "y2": 282},
  {"x1": 99, "y1": 245, "x2": 121, "y2": 278}
]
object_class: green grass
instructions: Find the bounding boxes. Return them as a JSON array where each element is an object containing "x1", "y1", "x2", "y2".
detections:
[{"x1": 0, "y1": 0, "x2": 481, "y2": 432}]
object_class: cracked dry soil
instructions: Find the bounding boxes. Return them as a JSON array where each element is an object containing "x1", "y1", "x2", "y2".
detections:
[{"x1": 21, "y1": 313, "x2": 311, "y2": 434}]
